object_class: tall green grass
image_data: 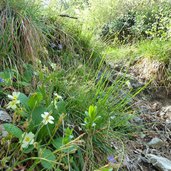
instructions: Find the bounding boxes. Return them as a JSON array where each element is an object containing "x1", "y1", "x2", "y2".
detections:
[{"x1": 0, "y1": 0, "x2": 48, "y2": 69}]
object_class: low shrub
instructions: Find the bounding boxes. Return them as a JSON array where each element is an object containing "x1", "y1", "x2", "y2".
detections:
[{"x1": 100, "y1": 0, "x2": 171, "y2": 43}]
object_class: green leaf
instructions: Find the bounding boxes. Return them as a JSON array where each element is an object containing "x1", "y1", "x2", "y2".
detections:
[
  {"x1": 101, "y1": 168, "x2": 113, "y2": 171},
  {"x1": 3, "y1": 123, "x2": 23, "y2": 139},
  {"x1": 18, "y1": 93, "x2": 29, "y2": 108},
  {"x1": 88, "y1": 105, "x2": 97, "y2": 120},
  {"x1": 23, "y1": 64, "x2": 33, "y2": 83},
  {"x1": 95, "y1": 167, "x2": 113, "y2": 171},
  {"x1": 28, "y1": 106, "x2": 46, "y2": 132},
  {"x1": 28, "y1": 92, "x2": 43, "y2": 109},
  {"x1": 18, "y1": 81, "x2": 31, "y2": 87},
  {"x1": 52, "y1": 137, "x2": 63, "y2": 149},
  {"x1": 56, "y1": 101, "x2": 66, "y2": 114},
  {"x1": 22, "y1": 145, "x2": 34, "y2": 154},
  {"x1": 62, "y1": 145, "x2": 77, "y2": 154},
  {"x1": 39, "y1": 148, "x2": 56, "y2": 169}
]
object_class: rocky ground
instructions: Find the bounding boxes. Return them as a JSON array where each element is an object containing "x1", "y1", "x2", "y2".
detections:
[
  {"x1": 125, "y1": 92, "x2": 171, "y2": 171},
  {"x1": 102, "y1": 57, "x2": 171, "y2": 171},
  {"x1": 118, "y1": 57, "x2": 171, "y2": 171}
]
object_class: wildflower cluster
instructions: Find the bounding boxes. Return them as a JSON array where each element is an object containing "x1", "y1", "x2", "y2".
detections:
[{"x1": 20, "y1": 112, "x2": 55, "y2": 149}]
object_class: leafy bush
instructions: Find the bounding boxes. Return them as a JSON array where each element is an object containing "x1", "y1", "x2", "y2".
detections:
[
  {"x1": 135, "y1": 1, "x2": 171, "y2": 39},
  {"x1": 101, "y1": 11, "x2": 136, "y2": 43},
  {"x1": 100, "y1": 0, "x2": 171, "y2": 43}
]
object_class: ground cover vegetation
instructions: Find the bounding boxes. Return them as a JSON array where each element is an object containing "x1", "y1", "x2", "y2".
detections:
[{"x1": 0, "y1": 0, "x2": 171, "y2": 170}]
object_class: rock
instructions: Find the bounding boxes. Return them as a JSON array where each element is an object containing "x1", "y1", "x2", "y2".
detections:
[
  {"x1": 0, "y1": 124, "x2": 8, "y2": 138},
  {"x1": 147, "y1": 137, "x2": 163, "y2": 148},
  {"x1": 133, "y1": 116, "x2": 143, "y2": 124},
  {"x1": 130, "y1": 57, "x2": 166, "y2": 85},
  {"x1": 151, "y1": 102, "x2": 162, "y2": 112},
  {"x1": 140, "y1": 132, "x2": 146, "y2": 138},
  {"x1": 160, "y1": 106, "x2": 171, "y2": 123},
  {"x1": 146, "y1": 154, "x2": 171, "y2": 171},
  {"x1": 0, "y1": 110, "x2": 12, "y2": 123}
]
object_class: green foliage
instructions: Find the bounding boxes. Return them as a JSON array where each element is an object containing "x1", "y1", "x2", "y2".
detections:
[
  {"x1": 18, "y1": 93, "x2": 29, "y2": 108},
  {"x1": 101, "y1": 11, "x2": 136, "y2": 43},
  {"x1": 84, "y1": 105, "x2": 101, "y2": 131},
  {"x1": 28, "y1": 92, "x2": 43, "y2": 109},
  {"x1": 136, "y1": 38, "x2": 171, "y2": 62},
  {"x1": 39, "y1": 148, "x2": 56, "y2": 169},
  {"x1": 0, "y1": 54, "x2": 134, "y2": 170},
  {"x1": 4, "y1": 123, "x2": 23, "y2": 139},
  {"x1": 135, "y1": 1, "x2": 171, "y2": 40},
  {"x1": 99, "y1": 0, "x2": 171, "y2": 43},
  {"x1": 106, "y1": 38, "x2": 171, "y2": 63}
]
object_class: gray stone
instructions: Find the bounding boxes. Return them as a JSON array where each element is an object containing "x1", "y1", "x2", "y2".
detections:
[
  {"x1": 160, "y1": 106, "x2": 171, "y2": 123},
  {"x1": 0, "y1": 124, "x2": 8, "y2": 138},
  {"x1": 147, "y1": 137, "x2": 163, "y2": 148},
  {"x1": 133, "y1": 116, "x2": 143, "y2": 124},
  {"x1": 0, "y1": 110, "x2": 12, "y2": 123},
  {"x1": 146, "y1": 154, "x2": 171, "y2": 171}
]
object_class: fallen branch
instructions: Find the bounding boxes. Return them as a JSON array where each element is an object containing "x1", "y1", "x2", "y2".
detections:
[{"x1": 59, "y1": 14, "x2": 78, "y2": 19}]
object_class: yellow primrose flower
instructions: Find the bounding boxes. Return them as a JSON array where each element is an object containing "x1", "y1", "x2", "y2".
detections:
[
  {"x1": 41, "y1": 112, "x2": 54, "y2": 125},
  {"x1": 21, "y1": 132, "x2": 35, "y2": 149},
  {"x1": 8, "y1": 92, "x2": 20, "y2": 101},
  {"x1": 50, "y1": 63, "x2": 56, "y2": 70},
  {"x1": 7, "y1": 100, "x2": 20, "y2": 110},
  {"x1": 54, "y1": 92, "x2": 62, "y2": 100}
]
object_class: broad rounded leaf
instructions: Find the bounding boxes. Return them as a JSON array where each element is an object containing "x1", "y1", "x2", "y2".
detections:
[
  {"x1": 39, "y1": 148, "x2": 56, "y2": 169},
  {"x1": 18, "y1": 93, "x2": 29, "y2": 108},
  {"x1": 52, "y1": 137, "x2": 63, "y2": 149},
  {"x1": 3, "y1": 123, "x2": 23, "y2": 139},
  {"x1": 22, "y1": 145, "x2": 34, "y2": 154}
]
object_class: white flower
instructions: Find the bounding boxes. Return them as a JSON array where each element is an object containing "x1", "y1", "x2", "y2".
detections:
[
  {"x1": 54, "y1": 92, "x2": 62, "y2": 100},
  {"x1": 7, "y1": 100, "x2": 20, "y2": 110},
  {"x1": 92, "y1": 123, "x2": 96, "y2": 127},
  {"x1": 8, "y1": 92, "x2": 20, "y2": 101},
  {"x1": 110, "y1": 116, "x2": 115, "y2": 120},
  {"x1": 125, "y1": 80, "x2": 132, "y2": 89},
  {"x1": 50, "y1": 63, "x2": 56, "y2": 70},
  {"x1": 41, "y1": 112, "x2": 54, "y2": 125},
  {"x1": 21, "y1": 132, "x2": 35, "y2": 149}
]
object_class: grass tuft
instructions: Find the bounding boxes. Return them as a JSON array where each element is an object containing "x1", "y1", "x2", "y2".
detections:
[{"x1": 0, "y1": 0, "x2": 47, "y2": 69}]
